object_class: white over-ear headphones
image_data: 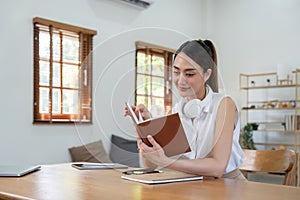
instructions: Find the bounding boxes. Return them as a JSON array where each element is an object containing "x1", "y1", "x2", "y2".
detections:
[
  {"x1": 182, "y1": 99, "x2": 203, "y2": 119},
  {"x1": 179, "y1": 86, "x2": 212, "y2": 118}
]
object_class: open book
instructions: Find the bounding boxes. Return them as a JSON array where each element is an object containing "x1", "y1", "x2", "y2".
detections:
[
  {"x1": 126, "y1": 102, "x2": 191, "y2": 157},
  {"x1": 121, "y1": 169, "x2": 203, "y2": 184}
]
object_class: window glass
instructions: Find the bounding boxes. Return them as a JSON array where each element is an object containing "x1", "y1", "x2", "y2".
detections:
[
  {"x1": 136, "y1": 52, "x2": 147, "y2": 74},
  {"x1": 62, "y1": 64, "x2": 79, "y2": 88},
  {"x1": 39, "y1": 32, "x2": 50, "y2": 59},
  {"x1": 136, "y1": 75, "x2": 150, "y2": 95},
  {"x1": 151, "y1": 56, "x2": 164, "y2": 76},
  {"x1": 63, "y1": 35, "x2": 79, "y2": 63},
  {"x1": 135, "y1": 44, "x2": 173, "y2": 116},
  {"x1": 63, "y1": 89, "x2": 79, "y2": 114},
  {"x1": 136, "y1": 95, "x2": 149, "y2": 107},
  {"x1": 53, "y1": 33, "x2": 61, "y2": 61},
  {"x1": 151, "y1": 77, "x2": 164, "y2": 97},
  {"x1": 33, "y1": 17, "x2": 96, "y2": 123},
  {"x1": 52, "y1": 88, "x2": 61, "y2": 114},
  {"x1": 39, "y1": 61, "x2": 49, "y2": 86},
  {"x1": 53, "y1": 63, "x2": 60, "y2": 87},
  {"x1": 39, "y1": 88, "x2": 49, "y2": 113}
]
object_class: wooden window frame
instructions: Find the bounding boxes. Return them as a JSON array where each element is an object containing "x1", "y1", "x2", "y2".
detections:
[
  {"x1": 33, "y1": 17, "x2": 97, "y2": 124},
  {"x1": 135, "y1": 41, "x2": 174, "y2": 115}
]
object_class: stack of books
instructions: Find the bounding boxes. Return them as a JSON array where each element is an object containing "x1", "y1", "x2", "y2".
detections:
[
  {"x1": 285, "y1": 115, "x2": 300, "y2": 131},
  {"x1": 258, "y1": 122, "x2": 285, "y2": 131},
  {"x1": 121, "y1": 169, "x2": 203, "y2": 184}
]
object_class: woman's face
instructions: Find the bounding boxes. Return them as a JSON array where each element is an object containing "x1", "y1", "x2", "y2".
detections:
[{"x1": 173, "y1": 52, "x2": 208, "y2": 100}]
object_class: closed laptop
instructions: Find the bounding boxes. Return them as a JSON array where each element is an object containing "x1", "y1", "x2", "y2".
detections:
[{"x1": 0, "y1": 165, "x2": 41, "y2": 177}]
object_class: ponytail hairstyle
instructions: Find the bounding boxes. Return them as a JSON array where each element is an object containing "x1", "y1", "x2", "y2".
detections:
[{"x1": 174, "y1": 39, "x2": 218, "y2": 92}]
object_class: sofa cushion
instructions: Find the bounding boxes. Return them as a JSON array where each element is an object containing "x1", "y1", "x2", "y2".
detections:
[
  {"x1": 109, "y1": 135, "x2": 139, "y2": 167},
  {"x1": 69, "y1": 140, "x2": 112, "y2": 163}
]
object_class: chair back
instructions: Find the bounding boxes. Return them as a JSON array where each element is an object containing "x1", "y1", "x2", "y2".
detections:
[{"x1": 239, "y1": 149, "x2": 297, "y2": 186}]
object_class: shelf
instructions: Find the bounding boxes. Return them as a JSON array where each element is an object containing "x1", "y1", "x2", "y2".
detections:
[
  {"x1": 240, "y1": 72, "x2": 277, "y2": 77},
  {"x1": 248, "y1": 100, "x2": 300, "y2": 104},
  {"x1": 254, "y1": 143, "x2": 300, "y2": 147},
  {"x1": 248, "y1": 121, "x2": 283, "y2": 124},
  {"x1": 240, "y1": 71, "x2": 300, "y2": 152},
  {"x1": 248, "y1": 121, "x2": 284, "y2": 124},
  {"x1": 241, "y1": 84, "x2": 298, "y2": 90},
  {"x1": 254, "y1": 130, "x2": 300, "y2": 133},
  {"x1": 242, "y1": 107, "x2": 300, "y2": 110}
]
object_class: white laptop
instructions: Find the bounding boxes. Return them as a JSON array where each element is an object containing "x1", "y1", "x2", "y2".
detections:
[{"x1": 0, "y1": 165, "x2": 41, "y2": 177}]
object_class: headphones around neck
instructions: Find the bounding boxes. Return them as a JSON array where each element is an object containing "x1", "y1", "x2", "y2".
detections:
[
  {"x1": 180, "y1": 86, "x2": 212, "y2": 118},
  {"x1": 182, "y1": 99, "x2": 203, "y2": 119}
]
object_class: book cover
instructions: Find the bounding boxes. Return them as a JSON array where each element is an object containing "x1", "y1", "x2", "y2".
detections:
[
  {"x1": 121, "y1": 170, "x2": 203, "y2": 184},
  {"x1": 126, "y1": 103, "x2": 191, "y2": 157}
]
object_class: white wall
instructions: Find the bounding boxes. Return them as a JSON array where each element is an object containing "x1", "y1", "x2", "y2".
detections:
[
  {"x1": 0, "y1": 0, "x2": 203, "y2": 165},
  {"x1": 203, "y1": 0, "x2": 300, "y2": 149},
  {"x1": 3, "y1": 0, "x2": 298, "y2": 165},
  {"x1": 203, "y1": 0, "x2": 300, "y2": 104}
]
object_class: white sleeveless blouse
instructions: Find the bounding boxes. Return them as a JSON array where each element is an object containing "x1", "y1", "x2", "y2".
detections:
[{"x1": 173, "y1": 86, "x2": 244, "y2": 174}]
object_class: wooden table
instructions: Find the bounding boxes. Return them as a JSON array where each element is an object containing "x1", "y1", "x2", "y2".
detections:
[{"x1": 0, "y1": 163, "x2": 299, "y2": 200}]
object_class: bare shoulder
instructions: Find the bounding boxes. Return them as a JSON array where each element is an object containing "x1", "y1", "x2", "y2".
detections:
[{"x1": 219, "y1": 96, "x2": 236, "y2": 111}]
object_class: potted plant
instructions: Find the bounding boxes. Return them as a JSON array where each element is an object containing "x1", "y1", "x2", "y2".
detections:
[{"x1": 239, "y1": 123, "x2": 258, "y2": 149}]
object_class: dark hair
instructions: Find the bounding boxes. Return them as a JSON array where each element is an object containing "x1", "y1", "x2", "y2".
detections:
[
  {"x1": 198, "y1": 40, "x2": 218, "y2": 66},
  {"x1": 174, "y1": 39, "x2": 218, "y2": 92}
]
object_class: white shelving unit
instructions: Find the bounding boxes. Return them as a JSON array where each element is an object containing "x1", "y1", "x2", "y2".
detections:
[{"x1": 240, "y1": 70, "x2": 300, "y2": 152}]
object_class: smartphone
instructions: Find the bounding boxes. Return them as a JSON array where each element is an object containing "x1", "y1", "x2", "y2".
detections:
[
  {"x1": 122, "y1": 168, "x2": 162, "y2": 175},
  {"x1": 72, "y1": 163, "x2": 128, "y2": 170}
]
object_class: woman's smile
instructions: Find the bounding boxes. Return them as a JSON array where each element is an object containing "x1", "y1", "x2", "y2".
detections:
[{"x1": 179, "y1": 86, "x2": 190, "y2": 91}]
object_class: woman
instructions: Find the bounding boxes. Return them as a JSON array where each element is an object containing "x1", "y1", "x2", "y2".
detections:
[{"x1": 126, "y1": 40, "x2": 245, "y2": 179}]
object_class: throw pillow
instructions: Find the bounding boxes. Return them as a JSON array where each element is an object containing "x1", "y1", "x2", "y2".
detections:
[
  {"x1": 109, "y1": 135, "x2": 139, "y2": 167},
  {"x1": 69, "y1": 140, "x2": 112, "y2": 163}
]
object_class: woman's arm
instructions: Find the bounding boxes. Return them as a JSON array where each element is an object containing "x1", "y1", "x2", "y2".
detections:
[{"x1": 139, "y1": 97, "x2": 236, "y2": 177}]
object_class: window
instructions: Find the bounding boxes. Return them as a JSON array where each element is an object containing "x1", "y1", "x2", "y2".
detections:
[
  {"x1": 33, "y1": 17, "x2": 97, "y2": 123},
  {"x1": 135, "y1": 42, "x2": 174, "y2": 117}
]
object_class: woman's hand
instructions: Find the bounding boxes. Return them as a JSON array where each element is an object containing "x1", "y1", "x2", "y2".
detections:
[
  {"x1": 136, "y1": 104, "x2": 152, "y2": 120},
  {"x1": 138, "y1": 135, "x2": 173, "y2": 168},
  {"x1": 124, "y1": 104, "x2": 152, "y2": 121}
]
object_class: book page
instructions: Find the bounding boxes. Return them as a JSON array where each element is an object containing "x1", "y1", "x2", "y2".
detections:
[{"x1": 126, "y1": 102, "x2": 142, "y2": 124}]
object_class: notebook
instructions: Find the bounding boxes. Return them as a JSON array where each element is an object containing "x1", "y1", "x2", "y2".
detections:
[
  {"x1": 125, "y1": 102, "x2": 191, "y2": 157},
  {"x1": 121, "y1": 170, "x2": 203, "y2": 184},
  {"x1": 71, "y1": 163, "x2": 128, "y2": 170},
  {"x1": 0, "y1": 165, "x2": 41, "y2": 177}
]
